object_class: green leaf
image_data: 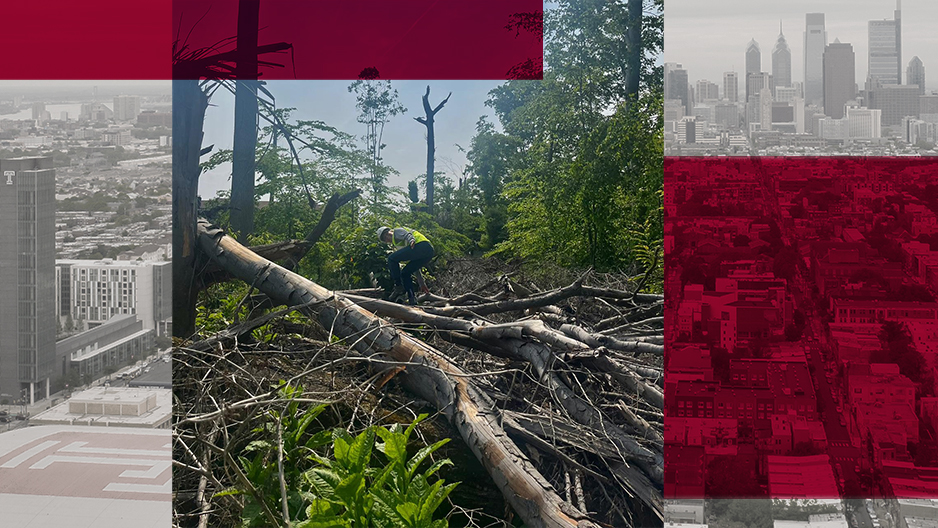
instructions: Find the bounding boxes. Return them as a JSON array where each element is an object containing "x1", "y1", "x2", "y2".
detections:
[
  {"x1": 406, "y1": 438, "x2": 449, "y2": 479},
  {"x1": 395, "y1": 502, "x2": 419, "y2": 525}
]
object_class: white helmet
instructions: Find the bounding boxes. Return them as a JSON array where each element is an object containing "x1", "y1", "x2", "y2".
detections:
[{"x1": 376, "y1": 226, "x2": 391, "y2": 241}]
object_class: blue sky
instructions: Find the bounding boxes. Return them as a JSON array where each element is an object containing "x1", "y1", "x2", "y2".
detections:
[{"x1": 198, "y1": 80, "x2": 504, "y2": 199}]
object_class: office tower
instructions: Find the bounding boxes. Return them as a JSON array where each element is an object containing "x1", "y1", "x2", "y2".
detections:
[
  {"x1": 745, "y1": 39, "x2": 761, "y2": 100},
  {"x1": 773, "y1": 22, "x2": 792, "y2": 92},
  {"x1": 714, "y1": 103, "x2": 739, "y2": 130},
  {"x1": 747, "y1": 72, "x2": 774, "y2": 103},
  {"x1": 907, "y1": 56, "x2": 925, "y2": 94},
  {"x1": 804, "y1": 13, "x2": 827, "y2": 107},
  {"x1": 868, "y1": 1, "x2": 901, "y2": 86},
  {"x1": 0, "y1": 157, "x2": 55, "y2": 405},
  {"x1": 113, "y1": 95, "x2": 141, "y2": 121},
  {"x1": 31, "y1": 102, "x2": 46, "y2": 121},
  {"x1": 724, "y1": 71, "x2": 739, "y2": 102},
  {"x1": 760, "y1": 87, "x2": 774, "y2": 131},
  {"x1": 823, "y1": 40, "x2": 856, "y2": 119},
  {"x1": 921, "y1": 94, "x2": 938, "y2": 117},
  {"x1": 667, "y1": 65, "x2": 690, "y2": 111},
  {"x1": 696, "y1": 80, "x2": 720, "y2": 101},
  {"x1": 869, "y1": 83, "x2": 920, "y2": 125},
  {"x1": 664, "y1": 99, "x2": 685, "y2": 122}
]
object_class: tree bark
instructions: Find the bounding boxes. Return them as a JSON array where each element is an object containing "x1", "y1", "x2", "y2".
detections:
[
  {"x1": 194, "y1": 219, "x2": 598, "y2": 528},
  {"x1": 625, "y1": 0, "x2": 642, "y2": 101},
  {"x1": 231, "y1": 79, "x2": 259, "y2": 242},
  {"x1": 173, "y1": 81, "x2": 209, "y2": 338},
  {"x1": 230, "y1": 0, "x2": 261, "y2": 242}
]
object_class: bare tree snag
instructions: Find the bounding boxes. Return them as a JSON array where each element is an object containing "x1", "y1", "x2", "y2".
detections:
[
  {"x1": 414, "y1": 86, "x2": 451, "y2": 215},
  {"x1": 194, "y1": 219, "x2": 598, "y2": 528},
  {"x1": 173, "y1": 80, "x2": 210, "y2": 338}
]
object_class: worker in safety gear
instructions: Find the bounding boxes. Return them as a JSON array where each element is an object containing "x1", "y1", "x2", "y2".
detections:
[{"x1": 377, "y1": 226, "x2": 434, "y2": 305}]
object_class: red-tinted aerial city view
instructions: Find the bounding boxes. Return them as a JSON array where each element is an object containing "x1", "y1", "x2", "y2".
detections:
[{"x1": 664, "y1": 157, "x2": 938, "y2": 500}]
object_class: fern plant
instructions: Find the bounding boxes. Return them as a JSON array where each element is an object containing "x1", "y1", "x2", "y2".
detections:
[{"x1": 219, "y1": 385, "x2": 457, "y2": 528}]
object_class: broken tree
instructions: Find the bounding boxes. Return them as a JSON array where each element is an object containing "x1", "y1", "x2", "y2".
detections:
[
  {"x1": 414, "y1": 86, "x2": 451, "y2": 215},
  {"x1": 182, "y1": 219, "x2": 664, "y2": 527}
]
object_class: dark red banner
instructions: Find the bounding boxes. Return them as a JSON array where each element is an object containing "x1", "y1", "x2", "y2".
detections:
[
  {"x1": 665, "y1": 156, "x2": 938, "y2": 499},
  {"x1": 1, "y1": 1, "x2": 171, "y2": 79},
  {"x1": 0, "y1": 1, "x2": 541, "y2": 80},
  {"x1": 172, "y1": 0, "x2": 543, "y2": 80}
]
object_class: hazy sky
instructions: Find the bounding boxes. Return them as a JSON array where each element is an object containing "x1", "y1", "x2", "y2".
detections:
[
  {"x1": 665, "y1": 0, "x2": 938, "y2": 92},
  {"x1": 0, "y1": 80, "x2": 170, "y2": 99},
  {"x1": 199, "y1": 80, "x2": 502, "y2": 199}
]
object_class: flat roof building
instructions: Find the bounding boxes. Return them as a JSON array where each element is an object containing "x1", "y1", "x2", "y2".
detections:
[{"x1": 0, "y1": 424, "x2": 169, "y2": 527}]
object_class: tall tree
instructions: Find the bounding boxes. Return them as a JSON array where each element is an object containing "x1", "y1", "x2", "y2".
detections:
[
  {"x1": 413, "y1": 86, "x2": 451, "y2": 215},
  {"x1": 230, "y1": 0, "x2": 261, "y2": 242},
  {"x1": 460, "y1": 0, "x2": 663, "y2": 272},
  {"x1": 348, "y1": 80, "x2": 406, "y2": 217}
]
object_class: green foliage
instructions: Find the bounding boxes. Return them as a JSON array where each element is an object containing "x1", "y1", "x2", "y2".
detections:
[
  {"x1": 223, "y1": 385, "x2": 457, "y2": 528},
  {"x1": 195, "y1": 281, "x2": 253, "y2": 335},
  {"x1": 462, "y1": 0, "x2": 663, "y2": 274}
]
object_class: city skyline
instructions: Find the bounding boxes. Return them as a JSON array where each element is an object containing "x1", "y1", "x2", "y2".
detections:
[{"x1": 665, "y1": 0, "x2": 937, "y2": 93}]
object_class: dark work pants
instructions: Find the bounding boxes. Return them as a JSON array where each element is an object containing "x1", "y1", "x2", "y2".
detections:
[{"x1": 388, "y1": 241, "x2": 434, "y2": 297}]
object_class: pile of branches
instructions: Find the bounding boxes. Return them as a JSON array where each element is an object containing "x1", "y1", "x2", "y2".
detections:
[{"x1": 173, "y1": 219, "x2": 664, "y2": 528}]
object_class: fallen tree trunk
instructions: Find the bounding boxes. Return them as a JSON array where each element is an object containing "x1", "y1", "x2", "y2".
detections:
[{"x1": 194, "y1": 219, "x2": 602, "y2": 528}]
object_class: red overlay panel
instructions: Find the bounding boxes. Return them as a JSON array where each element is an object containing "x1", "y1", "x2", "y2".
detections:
[
  {"x1": 665, "y1": 157, "x2": 938, "y2": 499},
  {"x1": 172, "y1": 0, "x2": 543, "y2": 79},
  {"x1": 0, "y1": 1, "x2": 171, "y2": 79}
]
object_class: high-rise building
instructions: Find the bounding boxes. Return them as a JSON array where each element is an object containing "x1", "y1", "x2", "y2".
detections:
[
  {"x1": 773, "y1": 22, "x2": 792, "y2": 92},
  {"x1": 664, "y1": 99, "x2": 685, "y2": 122},
  {"x1": 714, "y1": 103, "x2": 739, "y2": 130},
  {"x1": 724, "y1": 71, "x2": 739, "y2": 103},
  {"x1": 760, "y1": 87, "x2": 774, "y2": 132},
  {"x1": 823, "y1": 40, "x2": 856, "y2": 119},
  {"x1": 921, "y1": 94, "x2": 938, "y2": 117},
  {"x1": 696, "y1": 80, "x2": 720, "y2": 102},
  {"x1": 745, "y1": 39, "x2": 761, "y2": 101},
  {"x1": 747, "y1": 72, "x2": 774, "y2": 103},
  {"x1": 804, "y1": 13, "x2": 828, "y2": 107},
  {"x1": 868, "y1": 2, "x2": 901, "y2": 86},
  {"x1": 667, "y1": 65, "x2": 690, "y2": 112},
  {"x1": 907, "y1": 56, "x2": 925, "y2": 95},
  {"x1": 113, "y1": 95, "x2": 141, "y2": 122},
  {"x1": 869, "y1": 83, "x2": 920, "y2": 126},
  {"x1": 31, "y1": 102, "x2": 46, "y2": 121},
  {"x1": 0, "y1": 157, "x2": 56, "y2": 405}
]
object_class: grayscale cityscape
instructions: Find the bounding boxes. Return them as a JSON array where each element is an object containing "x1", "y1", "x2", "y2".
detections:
[
  {"x1": 0, "y1": 81, "x2": 171, "y2": 528},
  {"x1": 664, "y1": 1, "x2": 938, "y2": 155}
]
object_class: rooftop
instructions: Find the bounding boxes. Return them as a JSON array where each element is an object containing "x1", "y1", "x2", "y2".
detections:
[{"x1": 0, "y1": 425, "x2": 169, "y2": 528}]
